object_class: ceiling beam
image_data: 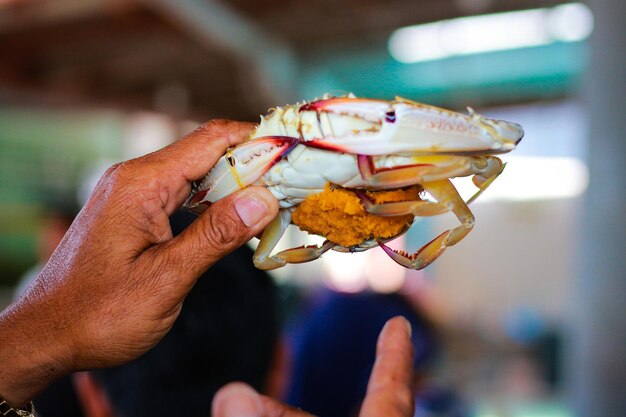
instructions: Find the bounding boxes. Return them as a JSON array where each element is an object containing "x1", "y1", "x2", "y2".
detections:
[
  {"x1": 0, "y1": 0, "x2": 132, "y2": 33},
  {"x1": 142, "y1": 0, "x2": 297, "y2": 108}
]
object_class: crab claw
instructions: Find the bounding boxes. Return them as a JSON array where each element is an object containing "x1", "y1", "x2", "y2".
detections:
[
  {"x1": 186, "y1": 136, "x2": 298, "y2": 209},
  {"x1": 378, "y1": 231, "x2": 450, "y2": 270},
  {"x1": 300, "y1": 97, "x2": 523, "y2": 155}
]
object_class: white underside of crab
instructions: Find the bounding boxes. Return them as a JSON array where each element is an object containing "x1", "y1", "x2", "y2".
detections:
[
  {"x1": 187, "y1": 95, "x2": 523, "y2": 270},
  {"x1": 262, "y1": 148, "x2": 498, "y2": 209}
]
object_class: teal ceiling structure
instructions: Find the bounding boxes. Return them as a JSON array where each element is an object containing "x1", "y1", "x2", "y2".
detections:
[{"x1": 299, "y1": 41, "x2": 588, "y2": 107}]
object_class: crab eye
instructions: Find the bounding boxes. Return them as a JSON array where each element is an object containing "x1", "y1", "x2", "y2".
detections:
[{"x1": 385, "y1": 111, "x2": 396, "y2": 123}]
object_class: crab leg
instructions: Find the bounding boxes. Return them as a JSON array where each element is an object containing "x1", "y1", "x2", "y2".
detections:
[
  {"x1": 356, "y1": 191, "x2": 449, "y2": 217},
  {"x1": 253, "y1": 209, "x2": 334, "y2": 270},
  {"x1": 467, "y1": 156, "x2": 504, "y2": 204},
  {"x1": 357, "y1": 155, "x2": 476, "y2": 189},
  {"x1": 254, "y1": 209, "x2": 292, "y2": 270},
  {"x1": 378, "y1": 179, "x2": 474, "y2": 270},
  {"x1": 357, "y1": 155, "x2": 505, "y2": 217}
]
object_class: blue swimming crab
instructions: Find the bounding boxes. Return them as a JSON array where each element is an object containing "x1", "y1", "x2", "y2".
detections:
[{"x1": 186, "y1": 94, "x2": 523, "y2": 270}]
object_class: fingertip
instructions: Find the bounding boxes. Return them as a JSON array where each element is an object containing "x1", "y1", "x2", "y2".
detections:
[
  {"x1": 248, "y1": 186, "x2": 280, "y2": 217},
  {"x1": 233, "y1": 187, "x2": 279, "y2": 229},
  {"x1": 193, "y1": 119, "x2": 256, "y2": 147},
  {"x1": 378, "y1": 316, "x2": 412, "y2": 350},
  {"x1": 149, "y1": 120, "x2": 258, "y2": 185},
  {"x1": 399, "y1": 315, "x2": 412, "y2": 338},
  {"x1": 212, "y1": 382, "x2": 263, "y2": 417}
]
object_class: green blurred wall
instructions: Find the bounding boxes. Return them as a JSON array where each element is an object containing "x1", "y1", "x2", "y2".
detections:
[{"x1": 0, "y1": 107, "x2": 123, "y2": 284}]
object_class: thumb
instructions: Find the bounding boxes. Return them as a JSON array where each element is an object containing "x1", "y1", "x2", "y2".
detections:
[
  {"x1": 162, "y1": 186, "x2": 278, "y2": 280},
  {"x1": 212, "y1": 382, "x2": 315, "y2": 417},
  {"x1": 212, "y1": 383, "x2": 263, "y2": 417}
]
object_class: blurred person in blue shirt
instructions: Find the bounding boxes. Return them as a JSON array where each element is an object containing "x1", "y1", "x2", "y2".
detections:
[{"x1": 286, "y1": 290, "x2": 469, "y2": 417}]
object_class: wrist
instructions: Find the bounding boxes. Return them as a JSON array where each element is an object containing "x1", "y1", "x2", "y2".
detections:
[{"x1": 0, "y1": 295, "x2": 73, "y2": 407}]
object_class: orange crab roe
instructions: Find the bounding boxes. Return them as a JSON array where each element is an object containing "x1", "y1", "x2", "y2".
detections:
[{"x1": 291, "y1": 185, "x2": 423, "y2": 247}]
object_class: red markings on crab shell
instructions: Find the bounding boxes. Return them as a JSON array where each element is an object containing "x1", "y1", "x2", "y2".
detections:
[
  {"x1": 299, "y1": 97, "x2": 388, "y2": 113},
  {"x1": 355, "y1": 189, "x2": 373, "y2": 204},
  {"x1": 235, "y1": 136, "x2": 299, "y2": 170},
  {"x1": 186, "y1": 199, "x2": 212, "y2": 215},
  {"x1": 301, "y1": 139, "x2": 350, "y2": 153},
  {"x1": 299, "y1": 101, "x2": 323, "y2": 112},
  {"x1": 424, "y1": 117, "x2": 481, "y2": 135},
  {"x1": 251, "y1": 136, "x2": 299, "y2": 168},
  {"x1": 299, "y1": 98, "x2": 352, "y2": 112},
  {"x1": 357, "y1": 154, "x2": 434, "y2": 180},
  {"x1": 264, "y1": 143, "x2": 297, "y2": 169},
  {"x1": 357, "y1": 154, "x2": 373, "y2": 178},
  {"x1": 188, "y1": 189, "x2": 209, "y2": 207}
]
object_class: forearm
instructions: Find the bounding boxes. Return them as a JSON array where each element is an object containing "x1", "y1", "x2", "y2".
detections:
[{"x1": 0, "y1": 295, "x2": 72, "y2": 407}]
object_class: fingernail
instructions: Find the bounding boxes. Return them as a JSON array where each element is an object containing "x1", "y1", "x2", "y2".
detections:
[
  {"x1": 393, "y1": 316, "x2": 412, "y2": 338},
  {"x1": 379, "y1": 317, "x2": 412, "y2": 342},
  {"x1": 235, "y1": 196, "x2": 268, "y2": 227},
  {"x1": 215, "y1": 384, "x2": 262, "y2": 417},
  {"x1": 402, "y1": 317, "x2": 413, "y2": 338},
  {"x1": 222, "y1": 394, "x2": 259, "y2": 417}
]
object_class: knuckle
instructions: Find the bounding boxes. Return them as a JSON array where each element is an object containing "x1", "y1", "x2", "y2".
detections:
[
  {"x1": 104, "y1": 162, "x2": 124, "y2": 177},
  {"x1": 198, "y1": 119, "x2": 228, "y2": 133},
  {"x1": 372, "y1": 383, "x2": 414, "y2": 415},
  {"x1": 392, "y1": 385, "x2": 414, "y2": 411},
  {"x1": 102, "y1": 159, "x2": 147, "y2": 193},
  {"x1": 202, "y1": 210, "x2": 244, "y2": 250},
  {"x1": 96, "y1": 162, "x2": 128, "y2": 194},
  {"x1": 104, "y1": 161, "x2": 132, "y2": 183}
]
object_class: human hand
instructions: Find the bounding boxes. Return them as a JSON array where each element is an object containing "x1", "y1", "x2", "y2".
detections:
[
  {"x1": 212, "y1": 316, "x2": 415, "y2": 417},
  {"x1": 0, "y1": 120, "x2": 279, "y2": 407}
]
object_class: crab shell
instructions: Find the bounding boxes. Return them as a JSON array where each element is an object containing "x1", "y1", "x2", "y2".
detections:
[{"x1": 186, "y1": 95, "x2": 523, "y2": 270}]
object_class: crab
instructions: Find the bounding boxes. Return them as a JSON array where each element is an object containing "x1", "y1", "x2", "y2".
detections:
[{"x1": 186, "y1": 94, "x2": 523, "y2": 270}]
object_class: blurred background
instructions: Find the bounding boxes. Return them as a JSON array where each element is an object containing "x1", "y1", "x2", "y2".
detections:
[{"x1": 1, "y1": 0, "x2": 624, "y2": 416}]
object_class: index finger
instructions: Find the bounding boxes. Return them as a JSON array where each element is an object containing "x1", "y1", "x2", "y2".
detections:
[
  {"x1": 155, "y1": 119, "x2": 256, "y2": 182},
  {"x1": 135, "y1": 119, "x2": 255, "y2": 213},
  {"x1": 360, "y1": 316, "x2": 415, "y2": 417}
]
